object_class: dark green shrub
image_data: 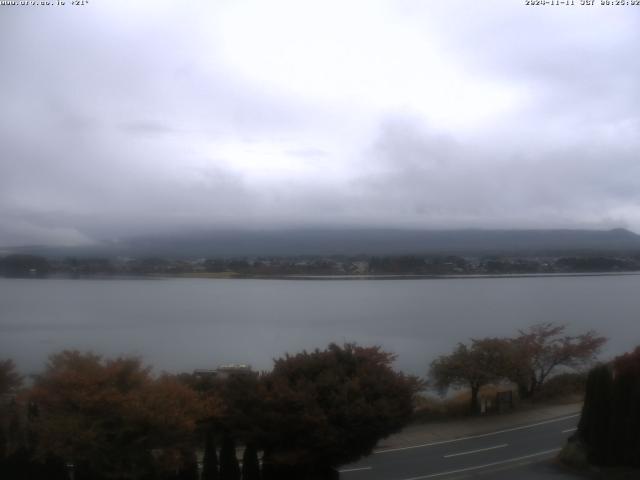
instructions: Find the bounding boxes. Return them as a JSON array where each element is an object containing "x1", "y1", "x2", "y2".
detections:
[
  {"x1": 202, "y1": 430, "x2": 219, "y2": 480},
  {"x1": 241, "y1": 443, "x2": 260, "y2": 480},
  {"x1": 574, "y1": 347, "x2": 640, "y2": 468},
  {"x1": 609, "y1": 348, "x2": 640, "y2": 467},
  {"x1": 577, "y1": 364, "x2": 612, "y2": 465},
  {"x1": 177, "y1": 449, "x2": 198, "y2": 480},
  {"x1": 219, "y1": 435, "x2": 240, "y2": 480}
]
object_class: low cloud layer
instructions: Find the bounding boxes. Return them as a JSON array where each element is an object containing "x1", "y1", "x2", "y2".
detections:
[{"x1": 1, "y1": 0, "x2": 639, "y2": 246}]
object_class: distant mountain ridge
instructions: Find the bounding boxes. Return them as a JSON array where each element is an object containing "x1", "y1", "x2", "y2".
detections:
[{"x1": 4, "y1": 228, "x2": 640, "y2": 259}]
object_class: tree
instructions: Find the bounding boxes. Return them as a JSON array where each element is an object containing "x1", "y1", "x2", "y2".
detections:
[
  {"x1": 508, "y1": 323, "x2": 606, "y2": 399},
  {"x1": 0, "y1": 360, "x2": 22, "y2": 396},
  {"x1": 219, "y1": 434, "x2": 240, "y2": 480},
  {"x1": 259, "y1": 343, "x2": 420, "y2": 479},
  {"x1": 574, "y1": 346, "x2": 640, "y2": 468},
  {"x1": 202, "y1": 430, "x2": 219, "y2": 480},
  {"x1": 429, "y1": 338, "x2": 511, "y2": 415},
  {"x1": 176, "y1": 449, "x2": 199, "y2": 480},
  {"x1": 0, "y1": 254, "x2": 49, "y2": 277},
  {"x1": 217, "y1": 372, "x2": 263, "y2": 445},
  {"x1": 136, "y1": 374, "x2": 212, "y2": 448},
  {"x1": 0, "y1": 359, "x2": 23, "y2": 461},
  {"x1": 577, "y1": 364, "x2": 612, "y2": 465},
  {"x1": 608, "y1": 346, "x2": 640, "y2": 466},
  {"x1": 28, "y1": 351, "x2": 213, "y2": 479},
  {"x1": 241, "y1": 443, "x2": 260, "y2": 480}
]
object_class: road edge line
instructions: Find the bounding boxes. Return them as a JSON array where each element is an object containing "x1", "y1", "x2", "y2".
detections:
[
  {"x1": 443, "y1": 443, "x2": 508, "y2": 458},
  {"x1": 375, "y1": 413, "x2": 579, "y2": 454}
]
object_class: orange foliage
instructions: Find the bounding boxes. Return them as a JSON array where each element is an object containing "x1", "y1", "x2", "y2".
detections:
[
  {"x1": 0, "y1": 359, "x2": 23, "y2": 395},
  {"x1": 27, "y1": 350, "x2": 220, "y2": 478}
]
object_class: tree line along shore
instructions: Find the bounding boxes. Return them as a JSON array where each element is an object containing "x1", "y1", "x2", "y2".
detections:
[
  {"x1": 2, "y1": 322, "x2": 637, "y2": 479},
  {"x1": 4, "y1": 253, "x2": 640, "y2": 278}
]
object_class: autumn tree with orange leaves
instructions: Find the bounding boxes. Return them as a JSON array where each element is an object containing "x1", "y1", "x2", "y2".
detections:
[
  {"x1": 508, "y1": 323, "x2": 606, "y2": 399},
  {"x1": 28, "y1": 351, "x2": 219, "y2": 479},
  {"x1": 3, "y1": 344, "x2": 421, "y2": 480},
  {"x1": 430, "y1": 323, "x2": 606, "y2": 414},
  {"x1": 1, "y1": 359, "x2": 23, "y2": 466},
  {"x1": 0, "y1": 360, "x2": 22, "y2": 397},
  {"x1": 430, "y1": 338, "x2": 512, "y2": 415}
]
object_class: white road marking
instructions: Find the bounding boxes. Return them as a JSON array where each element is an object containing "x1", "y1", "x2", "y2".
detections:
[
  {"x1": 338, "y1": 466, "x2": 372, "y2": 473},
  {"x1": 375, "y1": 414, "x2": 579, "y2": 454},
  {"x1": 400, "y1": 448, "x2": 561, "y2": 480},
  {"x1": 443, "y1": 443, "x2": 508, "y2": 458},
  {"x1": 562, "y1": 427, "x2": 577, "y2": 433}
]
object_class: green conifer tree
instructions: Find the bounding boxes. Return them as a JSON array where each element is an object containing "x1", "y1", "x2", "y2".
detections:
[
  {"x1": 609, "y1": 349, "x2": 640, "y2": 467},
  {"x1": 578, "y1": 364, "x2": 612, "y2": 465},
  {"x1": 241, "y1": 443, "x2": 260, "y2": 480},
  {"x1": 219, "y1": 435, "x2": 240, "y2": 480},
  {"x1": 202, "y1": 430, "x2": 219, "y2": 480},
  {"x1": 178, "y1": 449, "x2": 199, "y2": 480}
]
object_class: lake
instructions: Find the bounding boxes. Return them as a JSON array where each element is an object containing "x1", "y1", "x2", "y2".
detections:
[{"x1": 1, "y1": 275, "x2": 639, "y2": 376}]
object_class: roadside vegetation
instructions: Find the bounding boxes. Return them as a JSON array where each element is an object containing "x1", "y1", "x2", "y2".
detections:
[
  {"x1": 560, "y1": 346, "x2": 640, "y2": 476},
  {"x1": 428, "y1": 323, "x2": 605, "y2": 416},
  {"x1": 412, "y1": 373, "x2": 586, "y2": 423},
  {"x1": 0, "y1": 323, "x2": 614, "y2": 479},
  {"x1": 0, "y1": 344, "x2": 420, "y2": 480}
]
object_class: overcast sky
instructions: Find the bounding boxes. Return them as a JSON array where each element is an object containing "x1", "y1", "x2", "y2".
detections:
[{"x1": 1, "y1": 0, "x2": 640, "y2": 246}]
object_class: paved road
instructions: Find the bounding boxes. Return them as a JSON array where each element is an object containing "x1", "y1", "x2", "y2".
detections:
[{"x1": 339, "y1": 414, "x2": 583, "y2": 480}]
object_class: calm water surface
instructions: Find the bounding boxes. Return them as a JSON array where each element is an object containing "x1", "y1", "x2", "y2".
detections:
[{"x1": 1, "y1": 276, "x2": 638, "y2": 376}]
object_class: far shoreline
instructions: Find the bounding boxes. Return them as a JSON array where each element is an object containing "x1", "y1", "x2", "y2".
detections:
[
  {"x1": 4, "y1": 271, "x2": 640, "y2": 281},
  {"x1": 155, "y1": 271, "x2": 640, "y2": 281}
]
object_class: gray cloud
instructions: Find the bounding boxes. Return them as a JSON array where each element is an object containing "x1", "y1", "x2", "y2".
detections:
[
  {"x1": 1, "y1": 1, "x2": 639, "y2": 246},
  {"x1": 350, "y1": 115, "x2": 640, "y2": 229}
]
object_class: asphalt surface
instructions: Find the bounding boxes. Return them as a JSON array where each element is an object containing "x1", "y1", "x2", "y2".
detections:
[{"x1": 339, "y1": 414, "x2": 584, "y2": 480}]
